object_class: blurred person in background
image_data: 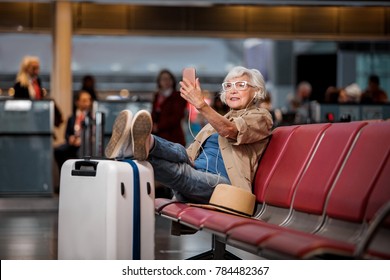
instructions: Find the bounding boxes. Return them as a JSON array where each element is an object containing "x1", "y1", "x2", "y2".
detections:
[
  {"x1": 54, "y1": 90, "x2": 93, "y2": 173},
  {"x1": 151, "y1": 69, "x2": 187, "y2": 146},
  {"x1": 338, "y1": 83, "x2": 361, "y2": 104},
  {"x1": 324, "y1": 86, "x2": 340, "y2": 104},
  {"x1": 13, "y1": 55, "x2": 63, "y2": 128},
  {"x1": 260, "y1": 92, "x2": 282, "y2": 128},
  {"x1": 13, "y1": 55, "x2": 43, "y2": 100},
  {"x1": 360, "y1": 74, "x2": 388, "y2": 104},
  {"x1": 80, "y1": 74, "x2": 98, "y2": 102},
  {"x1": 289, "y1": 81, "x2": 315, "y2": 124},
  {"x1": 73, "y1": 74, "x2": 98, "y2": 113}
]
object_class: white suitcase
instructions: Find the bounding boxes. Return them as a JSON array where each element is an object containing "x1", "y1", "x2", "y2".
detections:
[{"x1": 58, "y1": 158, "x2": 155, "y2": 260}]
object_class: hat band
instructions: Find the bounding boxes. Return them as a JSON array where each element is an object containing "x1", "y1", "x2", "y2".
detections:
[{"x1": 209, "y1": 203, "x2": 252, "y2": 217}]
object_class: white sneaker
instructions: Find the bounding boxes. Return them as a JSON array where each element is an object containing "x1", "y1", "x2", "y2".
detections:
[
  {"x1": 131, "y1": 110, "x2": 153, "y2": 161},
  {"x1": 104, "y1": 110, "x2": 133, "y2": 158}
]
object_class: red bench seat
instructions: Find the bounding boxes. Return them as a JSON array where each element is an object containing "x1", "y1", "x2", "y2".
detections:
[{"x1": 155, "y1": 120, "x2": 390, "y2": 259}]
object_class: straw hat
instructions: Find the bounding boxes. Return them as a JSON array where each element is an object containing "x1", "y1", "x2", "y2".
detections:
[{"x1": 189, "y1": 184, "x2": 256, "y2": 217}]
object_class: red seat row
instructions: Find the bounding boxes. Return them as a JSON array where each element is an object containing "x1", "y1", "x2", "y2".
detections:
[{"x1": 155, "y1": 120, "x2": 390, "y2": 259}]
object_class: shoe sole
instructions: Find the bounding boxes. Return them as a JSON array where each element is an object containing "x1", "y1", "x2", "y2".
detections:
[
  {"x1": 131, "y1": 110, "x2": 152, "y2": 161},
  {"x1": 104, "y1": 110, "x2": 132, "y2": 158}
]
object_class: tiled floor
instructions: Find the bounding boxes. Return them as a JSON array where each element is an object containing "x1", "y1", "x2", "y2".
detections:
[
  {"x1": 0, "y1": 211, "x2": 58, "y2": 260},
  {"x1": 0, "y1": 196, "x2": 261, "y2": 260}
]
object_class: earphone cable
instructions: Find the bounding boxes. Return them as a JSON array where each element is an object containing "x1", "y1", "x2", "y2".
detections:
[{"x1": 187, "y1": 104, "x2": 221, "y2": 187}]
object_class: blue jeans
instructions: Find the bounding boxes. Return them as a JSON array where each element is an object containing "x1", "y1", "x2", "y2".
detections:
[{"x1": 148, "y1": 136, "x2": 230, "y2": 204}]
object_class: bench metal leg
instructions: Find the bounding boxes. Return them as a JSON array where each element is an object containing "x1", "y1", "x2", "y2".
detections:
[{"x1": 187, "y1": 235, "x2": 241, "y2": 260}]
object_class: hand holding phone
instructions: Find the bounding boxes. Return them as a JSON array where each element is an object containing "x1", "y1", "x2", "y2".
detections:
[
  {"x1": 180, "y1": 67, "x2": 206, "y2": 109},
  {"x1": 182, "y1": 67, "x2": 196, "y2": 86}
]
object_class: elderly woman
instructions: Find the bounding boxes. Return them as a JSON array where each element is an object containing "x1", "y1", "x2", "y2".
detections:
[{"x1": 105, "y1": 66, "x2": 273, "y2": 203}]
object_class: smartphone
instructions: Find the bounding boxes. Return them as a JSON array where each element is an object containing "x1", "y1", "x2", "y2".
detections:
[{"x1": 182, "y1": 67, "x2": 196, "y2": 86}]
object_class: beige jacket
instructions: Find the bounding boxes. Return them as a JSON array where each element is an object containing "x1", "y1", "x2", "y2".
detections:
[{"x1": 186, "y1": 105, "x2": 273, "y2": 192}]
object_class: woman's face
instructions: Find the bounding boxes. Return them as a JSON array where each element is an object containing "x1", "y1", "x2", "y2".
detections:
[
  {"x1": 159, "y1": 72, "x2": 174, "y2": 90},
  {"x1": 77, "y1": 92, "x2": 92, "y2": 112},
  {"x1": 28, "y1": 61, "x2": 40, "y2": 78},
  {"x1": 224, "y1": 74, "x2": 257, "y2": 110},
  {"x1": 338, "y1": 89, "x2": 348, "y2": 103}
]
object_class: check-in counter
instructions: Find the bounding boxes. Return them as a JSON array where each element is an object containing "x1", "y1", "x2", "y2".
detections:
[
  {"x1": 0, "y1": 99, "x2": 54, "y2": 196},
  {"x1": 315, "y1": 103, "x2": 390, "y2": 123},
  {"x1": 93, "y1": 99, "x2": 152, "y2": 147}
]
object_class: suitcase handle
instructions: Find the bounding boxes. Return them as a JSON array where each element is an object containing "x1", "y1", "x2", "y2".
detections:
[{"x1": 71, "y1": 160, "x2": 98, "y2": 177}]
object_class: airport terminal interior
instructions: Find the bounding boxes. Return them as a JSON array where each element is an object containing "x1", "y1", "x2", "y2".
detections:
[{"x1": 0, "y1": 0, "x2": 389, "y2": 260}]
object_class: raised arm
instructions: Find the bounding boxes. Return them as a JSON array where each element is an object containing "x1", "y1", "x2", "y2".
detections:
[{"x1": 180, "y1": 78, "x2": 238, "y2": 139}]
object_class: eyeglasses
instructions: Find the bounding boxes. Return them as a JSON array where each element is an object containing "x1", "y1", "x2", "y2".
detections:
[{"x1": 222, "y1": 81, "x2": 255, "y2": 91}]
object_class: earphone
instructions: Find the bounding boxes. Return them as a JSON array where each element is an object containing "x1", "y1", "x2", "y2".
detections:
[
  {"x1": 252, "y1": 92, "x2": 259, "y2": 103},
  {"x1": 242, "y1": 91, "x2": 260, "y2": 113}
]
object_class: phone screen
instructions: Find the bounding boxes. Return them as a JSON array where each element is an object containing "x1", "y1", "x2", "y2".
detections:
[{"x1": 182, "y1": 67, "x2": 196, "y2": 86}]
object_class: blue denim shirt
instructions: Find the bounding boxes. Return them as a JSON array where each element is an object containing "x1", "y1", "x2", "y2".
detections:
[{"x1": 194, "y1": 133, "x2": 229, "y2": 181}]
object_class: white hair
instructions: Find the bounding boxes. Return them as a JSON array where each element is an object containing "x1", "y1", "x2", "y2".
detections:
[
  {"x1": 219, "y1": 66, "x2": 266, "y2": 104},
  {"x1": 297, "y1": 81, "x2": 312, "y2": 91},
  {"x1": 345, "y1": 83, "x2": 361, "y2": 103}
]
